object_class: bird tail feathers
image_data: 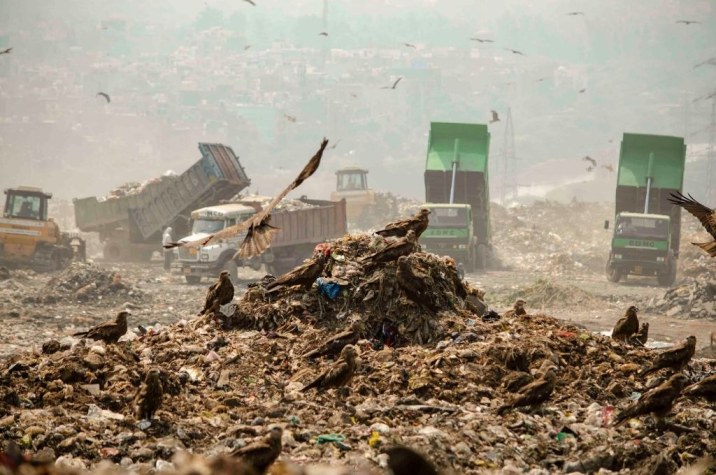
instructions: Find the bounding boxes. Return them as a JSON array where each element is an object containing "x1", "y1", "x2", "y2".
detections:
[
  {"x1": 235, "y1": 222, "x2": 279, "y2": 259},
  {"x1": 692, "y1": 241, "x2": 716, "y2": 257}
]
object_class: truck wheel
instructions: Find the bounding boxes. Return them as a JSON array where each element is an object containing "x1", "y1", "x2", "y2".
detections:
[
  {"x1": 606, "y1": 262, "x2": 622, "y2": 283},
  {"x1": 223, "y1": 260, "x2": 239, "y2": 285},
  {"x1": 185, "y1": 275, "x2": 201, "y2": 285}
]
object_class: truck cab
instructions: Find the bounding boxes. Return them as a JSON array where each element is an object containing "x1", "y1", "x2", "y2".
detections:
[
  {"x1": 330, "y1": 166, "x2": 376, "y2": 228},
  {"x1": 607, "y1": 212, "x2": 675, "y2": 285},
  {"x1": 175, "y1": 203, "x2": 261, "y2": 284},
  {"x1": 419, "y1": 203, "x2": 485, "y2": 271}
]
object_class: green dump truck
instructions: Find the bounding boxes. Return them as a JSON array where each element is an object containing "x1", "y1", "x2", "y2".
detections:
[
  {"x1": 422, "y1": 122, "x2": 492, "y2": 271},
  {"x1": 605, "y1": 133, "x2": 686, "y2": 286}
]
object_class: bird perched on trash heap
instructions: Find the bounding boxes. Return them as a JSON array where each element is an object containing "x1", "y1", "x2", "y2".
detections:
[
  {"x1": 301, "y1": 345, "x2": 357, "y2": 392},
  {"x1": 497, "y1": 366, "x2": 557, "y2": 415},
  {"x1": 375, "y1": 208, "x2": 431, "y2": 239},
  {"x1": 383, "y1": 445, "x2": 439, "y2": 475},
  {"x1": 668, "y1": 191, "x2": 716, "y2": 257},
  {"x1": 396, "y1": 255, "x2": 439, "y2": 311},
  {"x1": 633, "y1": 322, "x2": 649, "y2": 346},
  {"x1": 640, "y1": 336, "x2": 696, "y2": 377},
  {"x1": 72, "y1": 310, "x2": 129, "y2": 344},
  {"x1": 265, "y1": 252, "x2": 328, "y2": 293},
  {"x1": 134, "y1": 369, "x2": 163, "y2": 421},
  {"x1": 611, "y1": 306, "x2": 639, "y2": 342},
  {"x1": 165, "y1": 139, "x2": 329, "y2": 259},
  {"x1": 231, "y1": 426, "x2": 283, "y2": 475},
  {"x1": 200, "y1": 270, "x2": 234, "y2": 316},
  {"x1": 504, "y1": 299, "x2": 527, "y2": 318},
  {"x1": 682, "y1": 373, "x2": 716, "y2": 402},
  {"x1": 303, "y1": 320, "x2": 364, "y2": 359},
  {"x1": 613, "y1": 373, "x2": 688, "y2": 426},
  {"x1": 361, "y1": 230, "x2": 418, "y2": 267}
]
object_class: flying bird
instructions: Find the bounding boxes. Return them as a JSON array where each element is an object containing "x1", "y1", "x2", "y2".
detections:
[
  {"x1": 640, "y1": 335, "x2": 697, "y2": 377},
  {"x1": 0, "y1": 47, "x2": 12, "y2": 55},
  {"x1": 283, "y1": 113, "x2": 297, "y2": 123},
  {"x1": 613, "y1": 373, "x2": 688, "y2": 426},
  {"x1": 375, "y1": 208, "x2": 430, "y2": 238},
  {"x1": 96, "y1": 92, "x2": 111, "y2": 103},
  {"x1": 72, "y1": 311, "x2": 129, "y2": 344},
  {"x1": 231, "y1": 427, "x2": 283, "y2": 475},
  {"x1": 676, "y1": 20, "x2": 700, "y2": 25},
  {"x1": 199, "y1": 270, "x2": 234, "y2": 316},
  {"x1": 244, "y1": 45, "x2": 252, "y2": 51},
  {"x1": 404, "y1": 43, "x2": 416, "y2": 48},
  {"x1": 504, "y1": 48, "x2": 525, "y2": 55},
  {"x1": 694, "y1": 57, "x2": 716, "y2": 68},
  {"x1": 668, "y1": 192, "x2": 716, "y2": 257},
  {"x1": 134, "y1": 369, "x2": 163, "y2": 421},
  {"x1": 497, "y1": 366, "x2": 557, "y2": 415},
  {"x1": 318, "y1": 32, "x2": 328, "y2": 36},
  {"x1": 382, "y1": 77, "x2": 403, "y2": 90},
  {"x1": 579, "y1": 88, "x2": 586, "y2": 93},
  {"x1": 303, "y1": 320, "x2": 364, "y2": 359},
  {"x1": 582, "y1": 155, "x2": 597, "y2": 167},
  {"x1": 612, "y1": 306, "x2": 639, "y2": 342},
  {"x1": 164, "y1": 138, "x2": 329, "y2": 259},
  {"x1": 490, "y1": 110, "x2": 500, "y2": 123},
  {"x1": 567, "y1": 11, "x2": 584, "y2": 15},
  {"x1": 301, "y1": 345, "x2": 358, "y2": 392},
  {"x1": 384, "y1": 445, "x2": 438, "y2": 475},
  {"x1": 470, "y1": 38, "x2": 494, "y2": 43},
  {"x1": 242, "y1": 0, "x2": 256, "y2": 6}
]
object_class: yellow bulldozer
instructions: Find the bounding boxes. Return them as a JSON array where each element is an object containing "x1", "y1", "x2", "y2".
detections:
[
  {"x1": 0, "y1": 186, "x2": 86, "y2": 271},
  {"x1": 330, "y1": 166, "x2": 376, "y2": 228}
]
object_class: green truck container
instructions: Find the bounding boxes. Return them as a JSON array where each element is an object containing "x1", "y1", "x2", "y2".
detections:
[
  {"x1": 606, "y1": 133, "x2": 686, "y2": 286},
  {"x1": 422, "y1": 122, "x2": 492, "y2": 271}
]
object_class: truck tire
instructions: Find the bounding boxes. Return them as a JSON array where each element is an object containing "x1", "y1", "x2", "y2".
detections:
[
  {"x1": 222, "y1": 260, "x2": 239, "y2": 285},
  {"x1": 185, "y1": 275, "x2": 201, "y2": 285},
  {"x1": 606, "y1": 261, "x2": 622, "y2": 283}
]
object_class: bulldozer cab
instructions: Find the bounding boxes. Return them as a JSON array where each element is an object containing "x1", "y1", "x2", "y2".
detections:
[
  {"x1": 336, "y1": 167, "x2": 369, "y2": 192},
  {"x1": 4, "y1": 187, "x2": 51, "y2": 221}
]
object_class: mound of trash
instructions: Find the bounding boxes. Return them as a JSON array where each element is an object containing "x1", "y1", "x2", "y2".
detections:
[
  {"x1": 24, "y1": 263, "x2": 146, "y2": 305},
  {"x1": 647, "y1": 277, "x2": 716, "y2": 320},
  {"x1": 1, "y1": 307, "x2": 715, "y2": 474},
  {"x1": 505, "y1": 278, "x2": 600, "y2": 310},
  {"x1": 229, "y1": 234, "x2": 486, "y2": 345}
]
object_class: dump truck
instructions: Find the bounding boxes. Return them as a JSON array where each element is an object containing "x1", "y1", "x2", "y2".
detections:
[
  {"x1": 175, "y1": 197, "x2": 347, "y2": 284},
  {"x1": 421, "y1": 122, "x2": 492, "y2": 271},
  {"x1": 73, "y1": 143, "x2": 251, "y2": 261},
  {"x1": 330, "y1": 166, "x2": 376, "y2": 228},
  {"x1": 1, "y1": 186, "x2": 86, "y2": 271},
  {"x1": 605, "y1": 133, "x2": 686, "y2": 286}
]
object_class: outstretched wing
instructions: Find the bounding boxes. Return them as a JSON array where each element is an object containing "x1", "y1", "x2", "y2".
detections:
[
  {"x1": 392, "y1": 77, "x2": 403, "y2": 88},
  {"x1": 669, "y1": 191, "x2": 716, "y2": 239},
  {"x1": 165, "y1": 138, "x2": 329, "y2": 252}
]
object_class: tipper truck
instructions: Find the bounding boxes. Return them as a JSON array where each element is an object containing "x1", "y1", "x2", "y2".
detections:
[
  {"x1": 175, "y1": 197, "x2": 347, "y2": 284},
  {"x1": 605, "y1": 133, "x2": 686, "y2": 286},
  {"x1": 421, "y1": 122, "x2": 492, "y2": 271},
  {"x1": 73, "y1": 143, "x2": 251, "y2": 261}
]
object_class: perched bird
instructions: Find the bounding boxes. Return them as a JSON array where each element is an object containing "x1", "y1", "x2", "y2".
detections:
[
  {"x1": 497, "y1": 366, "x2": 557, "y2": 415},
  {"x1": 504, "y1": 48, "x2": 524, "y2": 55},
  {"x1": 375, "y1": 208, "x2": 430, "y2": 238},
  {"x1": 381, "y1": 77, "x2": 403, "y2": 90},
  {"x1": 582, "y1": 155, "x2": 597, "y2": 167},
  {"x1": 134, "y1": 369, "x2": 164, "y2": 420},
  {"x1": 613, "y1": 373, "x2": 688, "y2": 426},
  {"x1": 470, "y1": 38, "x2": 494, "y2": 43},
  {"x1": 611, "y1": 306, "x2": 639, "y2": 342},
  {"x1": 96, "y1": 92, "x2": 111, "y2": 103},
  {"x1": 73, "y1": 311, "x2": 129, "y2": 343},
  {"x1": 640, "y1": 336, "x2": 697, "y2": 377},
  {"x1": 404, "y1": 43, "x2": 416, "y2": 48},
  {"x1": 303, "y1": 320, "x2": 364, "y2": 359},
  {"x1": 396, "y1": 255, "x2": 439, "y2": 311},
  {"x1": 384, "y1": 445, "x2": 438, "y2": 475},
  {"x1": 633, "y1": 322, "x2": 649, "y2": 346},
  {"x1": 301, "y1": 345, "x2": 357, "y2": 392},
  {"x1": 682, "y1": 373, "x2": 716, "y2": 402},
  {"x1": 165, "y1": 138, "x2": 329, "y2": 259},
  {"x1": 667, "y1": 192, "x2": 716, "y2": 257},
  {"x1": 231, "y1": 426, "x2": 283, "y2": 474},
  {"x1": 0, "y1": 47, "x2": 12, "y2": 55},
  {"x1": 676, "y1": 20, "x2": 700, "y2": 25},
  {"x1": 242, "y1": 0, "x2": 256, "y2": 5},
  {"x1": 490, "y1": 110, "x2": 500, "y2": 123},
  {"x1": 504, "y1": 299, "x2": 527, "y2": 318},
  {"x1": 567, "y1": 11, "x2": 584, "y2": 15},
  {"x1": 200, "y1": 271, "x2": 234, "y2": 316},
  {"x1": 503, "y1": 371, "x2": 534, "y2": 393},
  {"x1": 266, "y1": 254, "x2": 327, "y2": 293},
  {"x1": 318, "y1": 32, "x2": 328, "y2": 36},
  {"x1": 361, "y1": 230, "x2": 418, "y2": 267}
]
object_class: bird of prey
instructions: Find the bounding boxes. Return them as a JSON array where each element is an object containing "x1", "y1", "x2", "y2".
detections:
[
  {"x1": 301, "y1": 345, "x2": 358, "y2": 392},
  {"x1": 283, "y1": 113, "x2": 297, "y2": 122},
  {"x1": 582, "y1": 155, "x2": 597, "y2": 167},
  {"x1": 504, "y1": 299, "x2": 527, "y2": 318},
  {"x1": 375, "y1": 208, "x2": 431, "y2": 239},
  {"x1": 383, "y1": 445, "x2": 438, "y2": 475},
  {"x1": 396, "y1": 255, "x2": 439, "y2": 311},
  {"x1": 199, "y1": 270, "x2": 234, "y2": 316},
  {"x1": 242, "y1": 0, "x2": 256, "y2": 6},
  {"x1": 96, "y1": 92, "x2": 111, "y2": 103},
  {"x1": 676, "y1": 20, "x2": 700, "y2": 25},
  {"x1": 694, "y1": 57, "x2": 716, "y2": 68},
  {"x1": 73, "y1": 311, "x2": 129, "y2": 344},
  {"x1": 265, "y1": 253, "x2": 327, "y2": 293},
  {"x1": 668, "y1": 192, "x2": 716, "y2": 257},
  {"x1": 504, "y1": 371, "x2": 534, "y2": 393},
  {"x1": 579, "y1": 88, "x2": 586, "y2": 93},
  {"x1": 470, "y1": 38, "x2": 494, "y2": 43},
  {"x1": 536, "y1": 77, "x2": 548, "y2": 82},
  {"x1": 490, "y1": 110, "x2": 500, "y2": 123},
  {"x1": 361, "y1": 230, "x2": 418, "y2": 267},
  {"x1": 134, "y1": 369, "x2": 163, "y2": 421},
  {"x1": 0, "y1": 47, "x2": 12, "y2": 55},
  {"x1": 404, "y1": 43, "x2": 416, "y2": 48},
  {"x1": 497, "y1": 366, "x2": 557, "y2": 415},
  {"x1": 640, "y1": 335, "x2": 697, "y2": 377},
  {"x1": 381, "y1": 77, "x2": 403, "y2": 90},
  {"x1": 602, "y1": 164, "x2": 615, "y2": 172},
  {"x1": 567, "y1": 11, "x2": 584, "y2": 15},
  {"x1": 318, "y1": 32, "x2": 328, "y2": 36},
  {"x1": 682, "y1": 373, "x2": 716, "y2": 402},
  {"x1": 613, "y1": 373, "x2": 688, "y2": 426},
  {"x1": 231, "y1": 427, "x2": 283, "y2": 475},
  {"x1": 244, "y1": 45, "x2": 252, "y2": 51},
  {"x1": 612, "y1": 306, "x2": 639, "y2": 342},
  {"x1": 165, "y1": 138, "x2": 329, "y2": 258},
  {"x1": 633, "y1": 322, "x2": 649, "y2": 346},
  {"x1": 303, "y1": 320, "x2": 364, "y2": 359},
  {"x1": 504, "y1": 48, "x2": 524, "y2": 55}
]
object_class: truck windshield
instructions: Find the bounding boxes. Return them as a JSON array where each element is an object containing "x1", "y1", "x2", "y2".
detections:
[
  {"x1": 616, "y1": 216, "x2": 669, "y2": 239},
  {"x1": 427, "y1": 208, "x2": 468, "y2": 227},
  {"x1": 192, "y1": 219, "x2": 225, "y2": 234}
]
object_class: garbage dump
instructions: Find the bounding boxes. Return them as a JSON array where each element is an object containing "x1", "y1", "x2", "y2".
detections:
[{"x1": 647, "y1": 277, "x2": 716, "y2": 320}]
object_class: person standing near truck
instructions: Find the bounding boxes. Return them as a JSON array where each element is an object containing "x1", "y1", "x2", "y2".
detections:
[{"x1": 162, "y1": 227, "x2": 174, "y2": 272}]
